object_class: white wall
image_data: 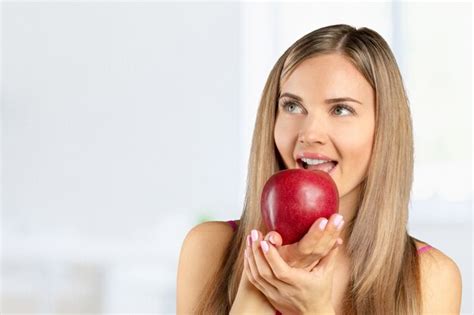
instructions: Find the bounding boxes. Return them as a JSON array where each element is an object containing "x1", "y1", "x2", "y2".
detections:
[
  {"x1": 2, "y1": 2, "x2": 242, "y2": 313},
  {"x1": 2, "y1": 1, "x2": 472, "y2": 314}
]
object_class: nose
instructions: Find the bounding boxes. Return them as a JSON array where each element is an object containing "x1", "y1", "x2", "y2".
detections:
[{"x1": 298, "y1": 115, "x2": 328, "y2": 145}]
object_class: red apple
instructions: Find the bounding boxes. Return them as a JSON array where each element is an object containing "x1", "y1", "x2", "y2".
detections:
[{"x1": 261, "y1": 169, "x2": 339, "y2": 245}]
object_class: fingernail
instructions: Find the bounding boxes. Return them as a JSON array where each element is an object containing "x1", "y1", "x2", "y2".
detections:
[
  {"x1": 336, "y1": 238, "x2": 343, "y2": 245},
  {"x1": 260, "y1": 240, "x2": 269, "y2": 253},
  {"x1": 244, "y1": 248, "x2": 248, "y2": 258},
  {"x1": 337, "y1": 220, "x2": 345, "y2": 231},
  {"x1": 247, "y1": 235, "x2": 251, "y2": 247},
  {"x1": 319, "y1": 219, "x2": 328, "y2": 230},
  {"x1": 251, "y1": 229, "x2": 258, "y2": 242},
  {"x1": 333, "y1": 214, "x2": 343, "y2": 227},
  {"x1": 269, "y1": 235, "x2": 276, "y2": 245}
]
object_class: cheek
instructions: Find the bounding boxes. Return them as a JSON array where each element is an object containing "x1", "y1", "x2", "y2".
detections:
[
  {"x1": 336, "y1": 123, "x2": 374, "y2": 170},
  {"x1": 274, "y1": 118, "x2": 299, "y2": 159}
]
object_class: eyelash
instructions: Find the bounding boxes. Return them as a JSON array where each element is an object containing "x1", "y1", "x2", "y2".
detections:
[{"x1": 279, "y1": 100, "x2": 355, "y2": 116}]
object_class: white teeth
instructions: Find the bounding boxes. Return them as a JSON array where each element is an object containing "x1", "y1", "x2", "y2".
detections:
[{"x1": 301, "y1": 158, "x2": 332, "y2": 165}]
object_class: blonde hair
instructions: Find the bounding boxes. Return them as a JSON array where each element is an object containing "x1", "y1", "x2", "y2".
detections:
[{"x1": 194, "y1": 24, "x2": 421, "y2": 315}]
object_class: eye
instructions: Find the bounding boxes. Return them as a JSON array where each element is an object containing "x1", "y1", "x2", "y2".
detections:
[
  {"x1": 332, "y1": 104, "x2": 354, "y2": 116},
  {"x1": 280, "y1": 100, "x2": 304, "y2": 114}
]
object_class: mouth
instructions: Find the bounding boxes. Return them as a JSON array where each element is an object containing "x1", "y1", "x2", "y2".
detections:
[{"x1": 297, "y1": 158, "x2": 338, "y2": 174}]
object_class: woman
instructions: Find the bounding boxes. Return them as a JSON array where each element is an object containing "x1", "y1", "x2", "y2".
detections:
[{"x1": 176, "y1": 24, "x2": 462, "y2": 314}]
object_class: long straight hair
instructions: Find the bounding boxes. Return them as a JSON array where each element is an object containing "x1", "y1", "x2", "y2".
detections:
[{"x1": 194, "y1": 24, "x2": 421, "y2": 315}]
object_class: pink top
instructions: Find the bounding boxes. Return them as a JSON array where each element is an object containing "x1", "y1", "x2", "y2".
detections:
[{"x1": 226, "y1": 219, "x2": 238, "y2": 232}]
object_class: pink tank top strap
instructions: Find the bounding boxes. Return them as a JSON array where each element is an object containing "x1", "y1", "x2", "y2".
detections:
[
  {"x1": 417, "y1": 244, "x2": 433, "y2": 254},
  {"x1": 226, "y1": 220, "x2": 238, "y2": 232}
]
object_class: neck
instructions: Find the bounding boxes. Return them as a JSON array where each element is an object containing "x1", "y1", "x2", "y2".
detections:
[{"x1": 337, "y1": 182, "x2": 363, "y2": 244}]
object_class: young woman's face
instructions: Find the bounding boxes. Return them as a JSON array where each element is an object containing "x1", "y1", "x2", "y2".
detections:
[{"x1": 274, "y1": 53, "x2": 375, "y2": 204}]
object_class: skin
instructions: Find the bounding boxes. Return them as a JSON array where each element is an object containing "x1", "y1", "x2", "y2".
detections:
[
  {"x1": 274, "y1": 53, "x2": 375, "y2": 243},
  {"x1": 181, "y1": 53, "x2": 460, "y2": 315},
  {"x1": 241, "y1": 53, "x2": 376, "y2": 313}
]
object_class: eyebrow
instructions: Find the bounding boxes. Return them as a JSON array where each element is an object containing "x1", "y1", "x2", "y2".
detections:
[{"x1": 279, "y1": 92, "x2": 362, "y2": 105}]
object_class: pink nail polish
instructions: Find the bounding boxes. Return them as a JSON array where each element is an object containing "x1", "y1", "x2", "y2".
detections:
[
  {"x1": 337, "y1": 220, "x2": 345, "y2": 231},
  {"x1": 333, "y1": 214, "x2": 343, "y2": 227},
  {"x1": 251, "y1": 229, "x2": 258, "y2": 242},
  {"x1": 260, "y1": 240, "x2": 269, "y2": 253},
  {"x1": 319, "y1": 219, "x2": 328, "y2": 230},
  {"x1": 269, "y1": 235, "x2": 276, "y2": 245}
]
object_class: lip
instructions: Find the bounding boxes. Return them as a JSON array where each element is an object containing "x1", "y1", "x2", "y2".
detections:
[
  {"x1": 295, "y1": 152, "x2": 338, "y2": 174},
  {"x1": 295, "y1": 152, "x2": 336, "y2": 161},
  {"x1": 326, "y1": 163, "x2": 338, "y2": 174},
  {"x1": 296, "y1": 160, "x2": 338, "y2": 174}
]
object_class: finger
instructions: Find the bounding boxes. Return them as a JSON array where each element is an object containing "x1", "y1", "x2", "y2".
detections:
[
  {"x1": 243, "y1": 248, "x2": 253, "y2": 279},
  {"x1": 279, "y1": 217, "x2": 329, "y2": 269},
  {"x1": 306, "y1": 214, "x2": 345, "y2": 257},
  {"x1": 337, "y1": 237, "x2": 344, "y2": 245},
  {"x1": 327, "y1": 246, "x2": 340, "y2": 273},
  {"x1": 311, "y1": 243, "x2": 340, "y2": 274},
  {"x1": 244, "y1": 247, "x2": 274, "y2": 297},
  {"x1": 296, "y1": 217, "x2": 330, "y2": 255},
  {"x1": 321, "y1": 213, "x2": 344, "y2": 253},
  {"x1": 333, "y1": 237, "x2": 343, "y2": 248},
  {"x1": 245, "y1": 247, "x2": 267, "y2": 293},
  {"x1": 263, "y1": 232, "x2": 300, "y2": 268},
  {"x1": 253, "y1": 238, "x2": 292, "y2": 291},
  {"x1": 248, "y1": 230, "x2": 280, "y2": 296},
  {"x1": 308, "y1": 236, "x2": 343, "y2": 270},
  {"x1": 263, "y1": 232, "x2": 313, "y2": 271},
  {"x1": 260, "y1": 240, "x2": 299, "y2": 287},
  {"x1": 264, "y1": 232, "x2": 282, "y2": 247}
]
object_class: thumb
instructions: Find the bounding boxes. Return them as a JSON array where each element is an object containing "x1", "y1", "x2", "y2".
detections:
[
  {"x1": 264, "y1": 231, "x2": 282, "y2": 247},
  {"x1": 312, "y1": 245, "x2": 339, "y2": 273}
]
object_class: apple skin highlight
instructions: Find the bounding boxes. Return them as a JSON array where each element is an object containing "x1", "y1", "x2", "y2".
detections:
[{"x1": 261, "y1": 169, "x2": 339, "y2": 245}]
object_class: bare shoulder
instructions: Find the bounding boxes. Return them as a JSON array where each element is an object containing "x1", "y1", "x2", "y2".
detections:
[
  {"x1": 415, "y1": 241, "x2": 462, "y2": 314},
  {"x1": 182, "y1": 220, "x2": 236, "y2": 254},
  {"x1": 176, "y1": 220, "x2": 236, "y2": 314}
]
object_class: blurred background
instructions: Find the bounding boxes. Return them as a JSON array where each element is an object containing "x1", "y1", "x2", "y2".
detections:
[{"x1": 1, "y1": 1, "x2": 472, "y2": 314}]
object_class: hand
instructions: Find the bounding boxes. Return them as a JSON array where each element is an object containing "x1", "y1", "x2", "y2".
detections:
[
  {"x1": 230, "y1": 252, "x2": 275, "y2": 314},
  {"x1": 266, "y1": 214, "x2": 345, "y2": 271},
  {"x1": 244, "y1": 214, "x2": 345, "y2": 314}
]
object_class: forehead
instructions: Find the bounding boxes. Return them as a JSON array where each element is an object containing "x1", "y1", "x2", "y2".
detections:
[{"x1": 280, "y1": 54, "x2": 373, "y2": 102}]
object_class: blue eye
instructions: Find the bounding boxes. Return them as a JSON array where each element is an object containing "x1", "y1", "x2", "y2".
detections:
[
  {"x1": 279, "y1": 99, "x2": 355, "y2": 116},
  {"x1": 281, "y1": 100, "x2": 304, "y2": 114},
  {"x1": 332, "y1": 104, "x2": 354, "y2": 116}
]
